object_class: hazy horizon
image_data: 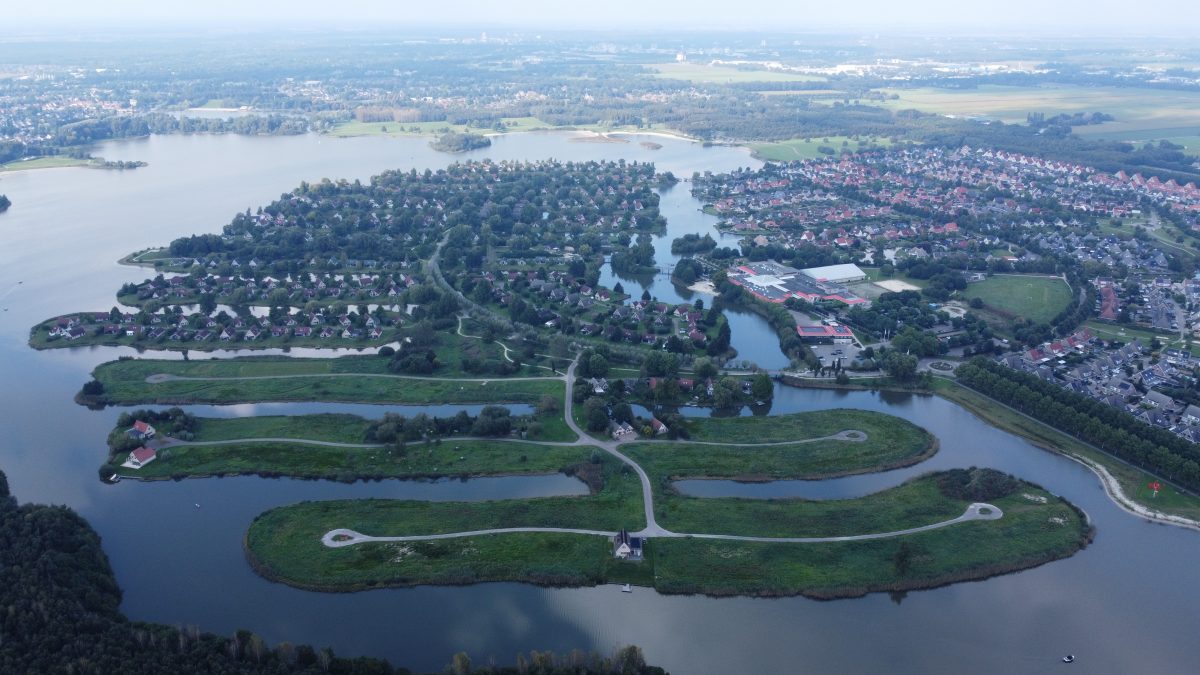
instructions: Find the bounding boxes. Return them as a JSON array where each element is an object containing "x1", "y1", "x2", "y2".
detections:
[{"x1": 6, "y1": 0, "x2": 1199, "y2": 38}]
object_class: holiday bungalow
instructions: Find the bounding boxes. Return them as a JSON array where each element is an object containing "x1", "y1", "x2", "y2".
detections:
[
  {"x1": 612, "y1": 529, "x2": 644, "y2": 560},
  {"x1": 122, "y1": 447, "x2": 157, "y2": 470}
]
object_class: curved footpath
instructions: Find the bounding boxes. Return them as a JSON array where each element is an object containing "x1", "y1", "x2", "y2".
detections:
[
  {"x1": 158, "y1": 429, "x2": 867, "y2": 451},
  {"x1": 146, "y1": 371, "x2": 561, "y2": 384},
  {"x1": 320, "y1": 503, "x2": 1002, "y2": 548},
  {"x1": 319, "y1": 354, "x2": 1002, "y2": 547}
]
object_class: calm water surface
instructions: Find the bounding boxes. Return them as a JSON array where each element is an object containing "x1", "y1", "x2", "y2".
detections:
[{"x1": 1, "y1": 132, "x2": 1198, "y2": 674}]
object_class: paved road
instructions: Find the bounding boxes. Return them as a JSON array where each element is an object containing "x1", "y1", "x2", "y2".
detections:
[
  {"x1": 562, "y1": 355, "x2": 671, "y2": 537},
  {"x1": 311, "y1": 353, "x2": 1008, "y2": 547},
  {"x1": 631, "y1": 430, "x2": 867, "y2": 447},
  {"x1": 320, "y1": 503, "x2": 1003, "y2": 547}
]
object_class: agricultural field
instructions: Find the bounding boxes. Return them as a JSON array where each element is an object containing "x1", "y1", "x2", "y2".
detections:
[
  {"x1": 872, "y1": 85, "x2": 1200, "y2": 138},
  {"x1": 963, "y1": 275, "x2": 1073, "y2": 324}
]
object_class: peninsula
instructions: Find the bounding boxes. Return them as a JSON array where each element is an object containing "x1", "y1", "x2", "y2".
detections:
[{"x1": 35, "y1": 160, "x2": 1093, "y2": 600}]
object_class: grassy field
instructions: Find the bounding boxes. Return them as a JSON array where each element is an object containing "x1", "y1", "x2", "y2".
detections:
[
  {"x1": 87, "y1": 356, "x2": 565, "y2": 406},
  {"x1": 682, "y1": 408, "x2": 932, "y2": 445},
  {"x1": 328, "y1": 117, "x2": 550, "y2": 138},
  {"x1": 191, "y1": 413, "x2": 371, "y2": 443},
  {"x1": 933, "y1": 378, "x2": 1200, "y2": 521},
  {"x1": 647, "y1": 62, "x2": 825, "y2": 84},
  {"x1": 623, "y1": 431, "x2": 934, "y2": 483},
  {"x1": 245, "y1": 472, "x2": 1090, "y2": 597},
  {"x1": 749, "y1": 135, "x2": 893, "y2": 162},
  {"x1": 653, "y1": 488, "x2": 1089, "y2": 597},
  {"x1": 115, "y1": 437, "x2": 588, "y2": 481},
  {"x1": 650, "y1": 472, "x2": 966, "y2": 538},
  {"x1": 1082, "y1": 320, "x2": 1195, "y2": 353},
  {"x1": 873, "y1": 85, "x2": 1200, "y2": 136},
  {"x1": 0, "y1": 156, "x2": 93, "y2": 172},
  {"x1": 963, "y1": 275, "x2": 1073, "y2": 324}
]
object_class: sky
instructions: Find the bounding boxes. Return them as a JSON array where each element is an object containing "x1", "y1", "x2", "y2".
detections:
[{"x1": 5, "y1": 0, "x2": 1199, "y2": 36}]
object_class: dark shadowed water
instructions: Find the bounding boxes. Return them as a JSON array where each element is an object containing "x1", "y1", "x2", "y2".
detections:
[{"x1": 1, "y1": 132, "x2": 1198, "y2": 674}]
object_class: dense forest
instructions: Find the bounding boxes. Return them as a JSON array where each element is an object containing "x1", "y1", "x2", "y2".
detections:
[
  {"x1": 955, "y1": 358, "x2": 1200, "y2": 491},
  {"x1": 0, "y1": 467, "x2": 666, "y2": 674}
]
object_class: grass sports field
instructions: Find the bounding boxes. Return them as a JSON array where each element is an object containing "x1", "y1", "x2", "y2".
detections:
[{"x1": 964, "y1": 275, "x2": 1073, "y2": 324}]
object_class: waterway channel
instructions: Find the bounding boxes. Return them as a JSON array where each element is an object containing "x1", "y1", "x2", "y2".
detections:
[{"x1": 1, "y1": 131, "x2": 1198, "y2": 673}]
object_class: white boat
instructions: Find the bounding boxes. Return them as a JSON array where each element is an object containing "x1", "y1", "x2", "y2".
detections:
[
  {"x1": 620, "y1": 584, "x2": 633, "y2": 593},
  {"x1": 1062, "y1": 655, "x2": 1075, "y2": 664}
]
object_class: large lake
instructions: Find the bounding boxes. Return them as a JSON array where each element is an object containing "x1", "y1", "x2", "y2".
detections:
[{"x1": 1, "y1": 132, "x2": 1198, "y2": 674}]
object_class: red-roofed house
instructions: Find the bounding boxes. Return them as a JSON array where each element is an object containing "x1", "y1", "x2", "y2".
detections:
[
  {"x1": 128, "y1": 420, "x2": 156, "y2": 440},
  {"x1": 124, "y1": 447, "x2": 157, "y2": 469},
  {"x1": 650, "y1": 418, "x2": 668, "y2": 435}
]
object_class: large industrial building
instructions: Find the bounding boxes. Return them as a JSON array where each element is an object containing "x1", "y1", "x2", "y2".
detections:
[
  {"x1": 724, "y1": 261, "x2": 868, "y2": 306},
  {"x1": 799, "y1": 263, "x2": 867, "y2": 284}
]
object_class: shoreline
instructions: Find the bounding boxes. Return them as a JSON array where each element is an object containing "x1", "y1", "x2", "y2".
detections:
[
  {"x1": 933, "y1": 379, "x2": 1200, "y2": 530},
  {"x1": 774, "y1": 376, "x2": 1200, "y2": 530}
]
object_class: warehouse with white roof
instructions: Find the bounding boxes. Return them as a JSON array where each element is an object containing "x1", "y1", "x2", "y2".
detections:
[{"x1": 799, "y1": 263, "x2": 866, "y2": 284}]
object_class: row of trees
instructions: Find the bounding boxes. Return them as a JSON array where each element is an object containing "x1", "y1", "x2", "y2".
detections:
[
  {"x1": 956, "y1": 358, "x2": 1200, "y2": 491},
  {"x1": 365, "y1": 407, "x2": 514, "y2": 443}
]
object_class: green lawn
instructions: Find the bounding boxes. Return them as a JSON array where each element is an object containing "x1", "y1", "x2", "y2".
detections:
[
  {"x1": 963, "y1": 275, "x2": 1073, "y2": 324},
  {"x1": 1082, "y1": 320, "x2": 1195, "y2": 353},
  {"x1": 682, "y1": 408, "x2": 933, "y2": 445},
  {"x1": 87, "y1": 356, "x2": 565, "y2": 406},
  {"x1": 623, "y1": 431, "x2": 934, "y2": 483},
  {"x1": 115, "y1": 437, "x2": 588, "y2": 481},
  {"x1": 192, "y1": 413, "x2": 371, "y2": 443},
  {"x1": 651, "y1": 472, "x2": 965, "y2": 538},
  {"x1": 653, "y1": 488, "x2": 1088, "y2": 597}
]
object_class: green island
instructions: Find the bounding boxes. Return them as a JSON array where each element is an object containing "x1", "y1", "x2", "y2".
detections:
[{"x1": 429, "y1": 132, "x2": 492, "y2": 153}]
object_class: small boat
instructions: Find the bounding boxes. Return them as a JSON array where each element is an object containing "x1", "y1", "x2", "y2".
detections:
[
  {"x1": 620, "y1": 584, "x2": 633, "y2": 593},
  {"x1": 1062, "y1": 655, "x2": 1075, "y2": 664},
  {"x1": 194, "y1": 503, "x2": 201, "y2": 508}
]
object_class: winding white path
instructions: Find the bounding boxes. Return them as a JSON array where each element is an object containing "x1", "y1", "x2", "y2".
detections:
[
  {"x1": 146, "y1": 371, "x2": 561, "y2": 384},
  {"x1": 319, "y1": 354, "x2": 1005, "y2": 548},
  {"x1": 320, "y1": 502, "x2": 1003, "y2": 547}
]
